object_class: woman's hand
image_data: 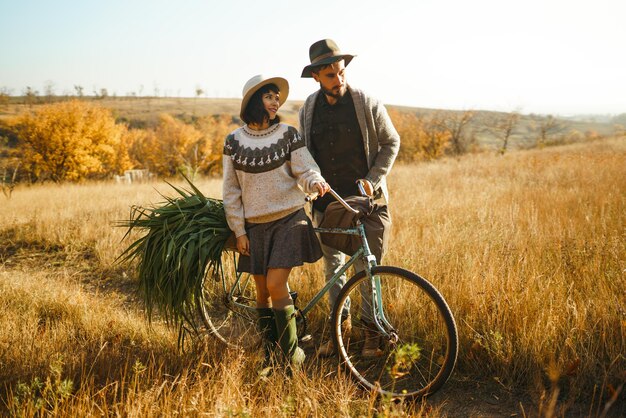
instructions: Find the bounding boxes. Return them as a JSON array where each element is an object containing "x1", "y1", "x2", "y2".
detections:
[
  {"x1": 237, "y1": 234, "x2": 250, "y2": 255},
  {"x1": 315, "y1": 181, "x2": 330, "y2": 197}
]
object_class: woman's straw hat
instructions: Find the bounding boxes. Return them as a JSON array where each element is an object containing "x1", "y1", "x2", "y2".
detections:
[{"x1": 240, "y1": 75, "x2": 289, "y2": 120}]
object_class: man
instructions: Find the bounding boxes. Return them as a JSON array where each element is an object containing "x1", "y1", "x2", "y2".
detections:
[{"x1": 299, "y1": 39, "x2": 400, "y2": 357}]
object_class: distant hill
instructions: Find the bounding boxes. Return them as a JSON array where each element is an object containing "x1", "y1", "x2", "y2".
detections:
[{"x1": 0, "y1": 96, "x2": 621, "y2": 151}]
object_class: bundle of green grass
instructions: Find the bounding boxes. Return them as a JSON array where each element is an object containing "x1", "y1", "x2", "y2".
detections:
[{"x1": 117, "y1": 176, "x2": 233, "y2": 339}]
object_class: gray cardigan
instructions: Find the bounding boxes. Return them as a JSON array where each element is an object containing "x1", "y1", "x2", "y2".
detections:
[{"x1": 298, "y1": 85, "x2": 400, "y2": 203}]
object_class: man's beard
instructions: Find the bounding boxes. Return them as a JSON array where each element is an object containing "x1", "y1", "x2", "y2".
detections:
[{"x1": 321, "y1": 84, "x2": 346, "y2": 99}]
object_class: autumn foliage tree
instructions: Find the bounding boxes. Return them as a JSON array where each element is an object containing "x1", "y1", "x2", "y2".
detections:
[
  {"x1": 420, "y1": 112, "x2": 452, "y2": 160},
  {"x1": 11, "y1": 102, "x2": 238, "y2": 182},
  {"x1": 194, "y1": 114, "x2": 238, "y2": 175},
  {"x1": 128, "y1": 113, "x2": 238, "y2": 178},
  {"x1": 131, "y1": 114, "x2": 202, "y2": 177},
  {"x1": 155, "y1": 114, "x2": 204, "y2": 177},
  {"x1": 124, "y1": 128, "x2": 151, "y2": 170},
  {"x1": 15, "y1": 100, "x2": 129, "y2": 182},
  {"x1": 388, "y1": 109, "x2": 451, "y2": 162}
]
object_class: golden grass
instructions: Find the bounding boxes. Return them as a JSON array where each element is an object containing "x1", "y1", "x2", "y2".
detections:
[
  {"x1": 389, "y1": 139, "x2": 625, "y2": 387},
  {"x1": 1, "y1": 137, "x2": 624, "y2": 416},
  {"x1": 1, "y1": 271, "x2": 413, "y2": 417}
]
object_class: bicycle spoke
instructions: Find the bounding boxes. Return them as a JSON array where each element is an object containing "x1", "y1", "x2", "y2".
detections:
[
  {"x1": 332, "y1": 266, "x2": 458, "y2": 399},
  {"x1": 197, "y1": 251, "x2": 258, "y2": 348}
]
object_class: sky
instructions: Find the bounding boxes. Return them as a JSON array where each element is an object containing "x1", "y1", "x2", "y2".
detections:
[{"x1": 1, "y1": 0, "x2": 625, "y2": 116}]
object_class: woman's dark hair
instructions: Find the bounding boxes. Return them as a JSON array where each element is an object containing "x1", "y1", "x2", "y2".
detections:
[{"x1": 242, "y1": 83, "x2": 281, "y2": 126}]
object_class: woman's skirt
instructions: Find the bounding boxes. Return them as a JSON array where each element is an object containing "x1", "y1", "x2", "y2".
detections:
[{"x1": 237, "y1": 208, "x2": 322, "y2": 275}]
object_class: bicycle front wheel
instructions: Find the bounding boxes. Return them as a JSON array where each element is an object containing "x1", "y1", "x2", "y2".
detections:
[
  {"x1": 196, "y1": 251, "x2": 258, "y2": 349},
  {"x1": 331, "y1": 266, "x2": 458, "y2": 399}
]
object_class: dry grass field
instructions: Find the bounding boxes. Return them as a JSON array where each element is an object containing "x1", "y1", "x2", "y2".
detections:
[{"x1": 0, "y1": 137, "x2": 624, "y2": 417}]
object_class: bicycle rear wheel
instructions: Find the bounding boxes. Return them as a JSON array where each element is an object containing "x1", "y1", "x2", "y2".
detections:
[
  {"x1": 196, "y1": 251, "x2": 258, "y2": 349},
  {"x1": 332, "y1": 266, "x2": 458, "y2": 399}
]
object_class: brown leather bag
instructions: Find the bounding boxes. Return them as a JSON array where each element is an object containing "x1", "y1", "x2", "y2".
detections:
[{"x1": 318, "y1": 196, "x2": 391, "y2": 263}]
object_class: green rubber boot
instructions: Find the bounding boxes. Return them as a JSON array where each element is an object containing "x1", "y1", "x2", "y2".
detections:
[
  {"x1": 257, "y1": 308, "x2": 277, "y2": 376},
  {"x1": 273, "y1": 305, "x2": 305, "y2": 370}
]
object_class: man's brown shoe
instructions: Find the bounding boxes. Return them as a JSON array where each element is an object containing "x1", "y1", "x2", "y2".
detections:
[
  {"x1": 317, "y1": 314, "x2": 352, "y2": 357},
  {"x1": 361, "y1": 327, "x2": 384, "y2": 358}
]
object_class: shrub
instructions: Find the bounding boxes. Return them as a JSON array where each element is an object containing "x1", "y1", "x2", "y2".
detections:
[{"x1": 15, "y1": 100, "x2": 126, "y2": 182}]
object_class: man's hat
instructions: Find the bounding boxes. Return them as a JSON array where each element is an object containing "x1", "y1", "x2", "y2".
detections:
[
  {"x1": 301, "y1": 39, "x2": 356, "y2": 78},
  {"x1": 240, "y1": 74, "x2": 289, "y2": 120}
]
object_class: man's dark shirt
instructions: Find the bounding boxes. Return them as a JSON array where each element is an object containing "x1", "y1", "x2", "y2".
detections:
[{"x1": 310, "y1": 90, "x2": 369, "y2": 211}]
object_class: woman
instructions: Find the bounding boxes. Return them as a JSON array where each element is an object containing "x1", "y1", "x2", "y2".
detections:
[{"x1": 222, "y1": 74, "x2": 329, "y2": 370}]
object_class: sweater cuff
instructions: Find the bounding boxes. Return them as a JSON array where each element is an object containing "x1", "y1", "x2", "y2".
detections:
[
  {"x1": 233, "y1": 227, "x2": 247, "y2": 238},
  {"x1": 227, "y1": 217, "x2": 246, "y2": 238}
]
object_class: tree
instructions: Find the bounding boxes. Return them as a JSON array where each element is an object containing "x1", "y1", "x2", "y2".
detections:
[
  {"x1": 74, "y1": 85, "x2": 84, "y2": 97},
  {"x1": 130, "y1": 114, "x2": 202, "y2": 177},
  {"x1": 388, "y1": 109, "x2": 450, "y2": 162},
  {"x1": 0, "y1": 87, "x2": 10, "y2": 108},
  {"x1": 193, "y1": 86, "x2": 205, "y2": 116},
  {"x1": 44, "y1": 80, "x2": 55, "y2": 103},
  {"x1": 1, "y1": 161, "x2": 20, "y2": 199},
  {"x1": 485, "y1": 112, "x2": 521, "y2": 155},
  {"x1": 125, "y1": 128, "x2": 152, "y2": 169},
  {"x1": 23, "y1": 86, "x2": 38, "y2": 107},
  {"x1": 534, "y1": 115, "x2": 564, "y2": 146},
  {"x1": 15, "y1": 100, "x2": 124, "y2": 182},
  {"x1": 442, "y1": 110, "x2": 475, "y2": 155},
  {"x1": 194, "y1": 114, "x2": 238, "y2": 175},
  {"x1": 388, "y1": 109, "x2": 421, "y2": 162},
  {"x1": 128, "y1": 114, "x2": 238, "y2": 178},
  {"x1": 420, "y1": 112, "x2": 451, "y2": 160}
]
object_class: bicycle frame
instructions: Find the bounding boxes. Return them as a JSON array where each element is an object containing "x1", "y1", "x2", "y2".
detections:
[
  {"x1": 299, "y1": 224, "x2": 364, "y2": 318},
  {"x1": 218, "y1": 188, "x2": 396, "y2": 339},
  {"x1": 202, "y1": 186, "x2": 458, "y2": 399},
  {"x1": 311, "y1": 221, "x2": 396, "y2": 340}
]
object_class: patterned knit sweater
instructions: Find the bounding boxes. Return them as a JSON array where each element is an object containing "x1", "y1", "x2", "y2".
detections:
[{"x1": 222, "y1": 123, "x2": 325, "y2": 238}]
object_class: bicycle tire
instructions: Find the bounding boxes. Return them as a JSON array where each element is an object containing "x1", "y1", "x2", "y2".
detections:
[
  {"x1": 196, "y1": 251, "x2": 258, "y2": 349},
  {"x1": 331, "y1": 266, "x2": 458, "y2": 399}
]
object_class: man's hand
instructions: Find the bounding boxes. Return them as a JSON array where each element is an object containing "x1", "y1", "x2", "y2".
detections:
[
  {"x1": 315, "y1": 181, "x2": 331, "y2": 196},
  {"x1": 237, "y1": 234, "x2": 250, "y2": 255},
  {"x1": 357, "y1": 179, "x2": 374, "y2": 197}
]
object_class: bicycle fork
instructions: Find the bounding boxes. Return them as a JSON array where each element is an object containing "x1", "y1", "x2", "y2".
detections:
[
  {"x1": 366, "y1": 271, "x2": 398, "y2": 344},
  {"x1": 357, "y1": 223, "x2": 398, "y2": 343}
]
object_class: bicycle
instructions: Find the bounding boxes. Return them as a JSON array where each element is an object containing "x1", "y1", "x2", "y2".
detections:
[{"x1": 196, "y1": 188, "x2": 459, "y2": 399}]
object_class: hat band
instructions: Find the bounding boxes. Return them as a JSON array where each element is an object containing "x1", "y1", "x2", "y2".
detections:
[{"x1": 311, "y1": 51, "x2": 343, "y2": 64}]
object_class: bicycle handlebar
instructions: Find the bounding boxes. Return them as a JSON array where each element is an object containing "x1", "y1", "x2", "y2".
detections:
[
  {"x1": 356, "y1": 180, "x2": 368, "y2": 197},
  {"x1": 305, "y1": 188, "x2": 360, "y2": 215}
]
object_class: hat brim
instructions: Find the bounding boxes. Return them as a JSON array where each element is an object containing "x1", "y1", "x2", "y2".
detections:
[
  {"x1": 240, "y1": 77, "x2": 289, "y2": 120},
  {"x1": 301, "y1": 54, "x2": 355, "y2": 78}
]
